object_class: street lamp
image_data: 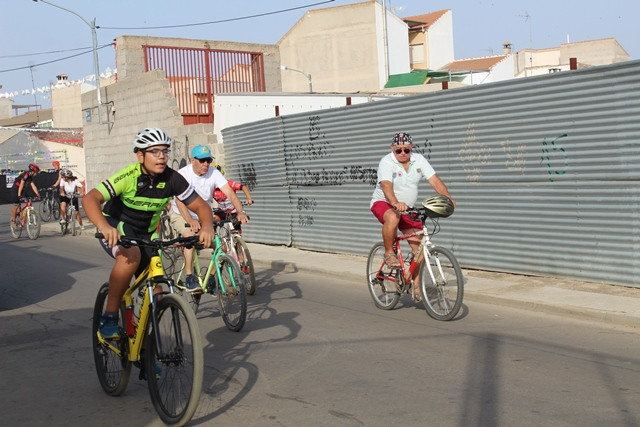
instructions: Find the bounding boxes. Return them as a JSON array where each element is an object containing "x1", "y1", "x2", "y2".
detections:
[
  {"x1": 33, "y1": 0, "x2": 105, "y2": 124},
  {"x1": 280, "y1": 65, "x2": 312, "y2": 93}
]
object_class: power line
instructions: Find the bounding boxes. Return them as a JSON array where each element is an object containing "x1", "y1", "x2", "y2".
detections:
[
  {"x1": 98, "y1": 0, "x2": 335, "y2": 30},
  {"x1": 0, "y1": 43, "x2": 114, "y2": 74},
  {"x1": 0, "y1": 46, "x2": 94, "y2": 59}
]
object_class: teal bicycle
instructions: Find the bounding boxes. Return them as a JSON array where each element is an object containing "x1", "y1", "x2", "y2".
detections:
[{"x1": 172, "y1": 223, "x2": 247, "y2": 332}]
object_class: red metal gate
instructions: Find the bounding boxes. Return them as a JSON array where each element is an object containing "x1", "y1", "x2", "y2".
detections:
[{"x1": 143, "y1": 45, "x2": 266, "y2": 125}]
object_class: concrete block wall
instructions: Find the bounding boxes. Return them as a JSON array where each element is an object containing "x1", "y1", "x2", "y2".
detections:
[{"x1": 82, "y1": 69, "x2": 220, "y2": 191}]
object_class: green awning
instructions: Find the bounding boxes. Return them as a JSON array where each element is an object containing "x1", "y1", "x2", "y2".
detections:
[
  {"x1": 385, "y1": 70, "x2": 470, "y2": 88},
  {"x1": 384, "y1": 71, "x2": 429, "y2": 88}
]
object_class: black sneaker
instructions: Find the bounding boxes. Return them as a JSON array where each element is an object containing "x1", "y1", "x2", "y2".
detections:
[{"x1": 185, "y1": 275, "x2": 201, "y2": 293}]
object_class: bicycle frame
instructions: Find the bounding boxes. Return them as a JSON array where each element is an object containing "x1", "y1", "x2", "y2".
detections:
[
  {"x1": 376, "y1": 220, "x2": 449, "y2": 293},
  {"x1": 97, "y1": 254, "x2": 177, "y2": 361},
  {"x1": 16, "y1": 199, "x2": 34, "y2": 225},
  {"x1": 176, "y1": 234, "x2": 240, "y2": 295}
]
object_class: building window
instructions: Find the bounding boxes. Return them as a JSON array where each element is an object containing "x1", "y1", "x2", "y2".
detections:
[{"x1": 410, "y1": 44, "x2": 425, "y2": 64}]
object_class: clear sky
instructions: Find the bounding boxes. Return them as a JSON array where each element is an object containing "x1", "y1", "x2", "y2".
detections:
[{"x1": 1, "y1": 0, "x2": 637, "y2": 109}]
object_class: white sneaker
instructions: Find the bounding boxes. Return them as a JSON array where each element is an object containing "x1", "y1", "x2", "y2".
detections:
[
  {"x1": 59, "y1": 218, "x2": 67, "y2": 224},
  {"x1": 80, "y1": 224, "x2": 85, "y2": 230}
]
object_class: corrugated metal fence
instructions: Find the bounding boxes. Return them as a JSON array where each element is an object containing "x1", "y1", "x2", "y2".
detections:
[{"x1": 222, "y1": 60, "x2": 640, "y2": 287}]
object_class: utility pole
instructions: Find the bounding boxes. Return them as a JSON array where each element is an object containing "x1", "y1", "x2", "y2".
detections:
[{"x1": 34, "y1": 0, "x2": 105, "y2": 124}]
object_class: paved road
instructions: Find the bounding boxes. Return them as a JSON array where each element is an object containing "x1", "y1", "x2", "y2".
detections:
[{"x1": 2, "y1": 204, "x2": 640, "y2": 426}]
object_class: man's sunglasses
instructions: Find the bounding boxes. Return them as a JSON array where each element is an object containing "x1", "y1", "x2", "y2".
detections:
[
  {"x1": 394, "y1": 148, "x2": 412, "y2": 154},
  {"x1": 197, "y1": 157, "x2": 213, "y2": 164}
]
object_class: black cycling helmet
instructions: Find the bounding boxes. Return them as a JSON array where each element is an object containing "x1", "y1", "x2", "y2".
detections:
[
  {"x1": 422, "y1": 195, "x2": 455, "y2": 218},
  {"x1": 28, "y1": 163, "x2": 40, "y2": 173},
  {"x1": 391, "y1": 132, "x2": 412, "y2": 145}
]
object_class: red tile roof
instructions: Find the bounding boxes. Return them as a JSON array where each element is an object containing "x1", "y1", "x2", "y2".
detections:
[
  {"x1": 402, "y1": 9, "x2": 450, "y2": 30},
  {"x1": 440, "y1": 55, "x2": 509, "y2": 72}
]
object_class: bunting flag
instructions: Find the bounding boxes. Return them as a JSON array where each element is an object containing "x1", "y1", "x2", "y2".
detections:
[
  {"x1": 0, "y1": 149, "x2": 69, "y2": 172},
  {"x1": 0, "y1": 67, "x2": 116, "y2": 99}
]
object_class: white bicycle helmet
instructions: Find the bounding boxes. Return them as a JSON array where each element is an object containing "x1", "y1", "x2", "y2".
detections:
[
  {"x1": 133, "y1": 128, "x2": 172, "y2": 152},
  {"x1": 61, "y1": 169, "x2": 73, "y2": 178},
  {"x1": 422, "y1": 195, "x2": 455, "y2": 218}
]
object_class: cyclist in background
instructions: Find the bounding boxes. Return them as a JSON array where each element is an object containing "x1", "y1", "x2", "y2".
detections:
[
  {"x1": 370, "y1": 132, "x2": 455, "y2": 299},
  {"x1": 50, "y1": 160, "x2": 62, "y2": 190},
  {"x1": 82, "y1": 128, "x2": 215, "y2": 339},
  {"x1": 169, "y1": 146, "x2": 249, "y2": 293},
  {"x1": 212, "y1": 164, "x2": 253, "y2": 232},
  {"x1": 59, "y1": 169, "x2": 84, "y2": 230},
  {"x1": 10, "y1": 163, "x2": 42, "y2": 226}
]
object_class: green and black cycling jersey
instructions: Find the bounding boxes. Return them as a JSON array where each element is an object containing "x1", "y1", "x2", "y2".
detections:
[{"x1": 97, "y1": 163, "x2": 198, "y2": 234}]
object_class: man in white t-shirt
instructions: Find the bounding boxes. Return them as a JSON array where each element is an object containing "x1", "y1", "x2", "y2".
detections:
[
  {"x1": 169, "y1": 145, "x2": 248, "y2": 292},
  {"x1": 370, "y1": 132, "x2": 455, "y2": 290}
]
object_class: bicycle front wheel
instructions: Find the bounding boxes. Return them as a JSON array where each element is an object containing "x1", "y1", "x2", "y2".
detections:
[
  {"x1": 52, "y1": 199, "x2": 60, "y2": 221},
  {"x1": 234, "y1": 236, "x2": 256, "y2": 295},
  {"x1": 26, "y1": 208, "x2": 41, "y2": 240},
  {"x1": 366, "y1": 242, "x2": 400, "y2": 310},
  {"x1": 420, "y1": 246, "x2": 464, "y2": 321},
  {"x1": 92, "y1": 283, "x2": 131, "y2": 395},
  {"x1": 217, "y1": 254, "x2": 247, "y2": 332},
  {"x1": 71, "y1": 211, "x2": 77, "y2": 236},
  {"x1": 146, "y1": 294, "x2": 203, "y2": 426},
  {"x1": 39, "y1": 199, "x2": 52, "y2": 222},
  {"x1": 10, "y1": 217, "x2": 22, "y2": 239}
]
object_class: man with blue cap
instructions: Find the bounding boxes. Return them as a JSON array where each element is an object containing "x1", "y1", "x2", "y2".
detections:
[{"x1": 169, "y1": 145, "x2": 249, "y2": 293}]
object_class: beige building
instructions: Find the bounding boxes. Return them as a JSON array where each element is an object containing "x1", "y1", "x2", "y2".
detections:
[
  {"x1": 515, "y1": 37, "x2": 629, "y2": 77},
  {"x1": 404, "y1": 9, "x2": 454, "y2": 71},
  {"x1": 51, "y1": 73, "x2": 116, "y2": 129},
  {"x1": 278, "y1": 0, "x2": 410, "y2": 93}
]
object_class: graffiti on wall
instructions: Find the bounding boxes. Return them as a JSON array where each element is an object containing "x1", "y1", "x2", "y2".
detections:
[
  {"x1": 289, "y1": 115, "x2": 377, "y2": 187},
  {"x1": 458, "y1": 123, "x2": 491, "y2": 184},
  {"x1": 297, "y1": 196, "x2": 316, "y2": 227},
  {"x1": 501, "y1": 138, "x2": 526, "y2": 175},
  {"x1": 170, "y1": 136, "x2": 188, "y2": 171},
  {"x1": 540, "y1": 133, "x2": 568, "y2": 182},
  {"x1": 237, "y1": 162, "x2": 257, "y2": 191}
]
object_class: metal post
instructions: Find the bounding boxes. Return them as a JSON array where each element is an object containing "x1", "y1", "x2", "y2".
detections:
[{"x1": 280, "y1": 65, "x2": 313, "y2": 93}]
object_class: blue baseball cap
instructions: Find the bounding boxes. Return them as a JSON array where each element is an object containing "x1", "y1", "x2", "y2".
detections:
[{"x1": 190, "y1": 145, "x2": 214, "y2": 160}]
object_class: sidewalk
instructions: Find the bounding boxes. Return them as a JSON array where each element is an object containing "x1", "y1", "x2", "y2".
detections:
[
  {"x1": 245, "y1": 242, "x2": 640, "y2": 329},
  {"x1": 51, "y1": 220, "x2": 640, "y2": 328}
]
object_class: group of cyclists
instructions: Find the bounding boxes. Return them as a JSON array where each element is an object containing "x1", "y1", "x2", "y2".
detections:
[
  {"x1": 9, "y1": 160, "x2": 84, "y2": 229},
  {"x1": 78, "y1": 128, "x2": 252, "y2": 338},
  {"x1": 10, "y1": 127, "x2": 455, "y2": 336}
]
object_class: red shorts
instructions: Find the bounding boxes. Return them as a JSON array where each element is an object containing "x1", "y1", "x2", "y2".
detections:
[{"x1": 371, "y1": 201, "x2": 423, "y2": 230}]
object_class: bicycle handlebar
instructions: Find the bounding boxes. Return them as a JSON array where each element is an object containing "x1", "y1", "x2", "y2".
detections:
[{"x1": 94, "y1": 233, "x2": 203, "y2": 250}]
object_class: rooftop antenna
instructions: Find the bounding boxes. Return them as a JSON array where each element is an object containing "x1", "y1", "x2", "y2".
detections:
[
  {"x1": 517, "y1": 11, "x2": 533, "y2": 76},
  {"x1": 480, "y1": 47, "x2": 494, "y2": 56}
]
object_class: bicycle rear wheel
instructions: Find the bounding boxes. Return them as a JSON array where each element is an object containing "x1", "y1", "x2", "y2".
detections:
[
  {"x1": 366, "y1": 242, "x2": 401, "y2": 310},
  {"x1": 10, "y1": 216, "x2": 22, "y2": 239},
  {"x1": 92, "y1": 283, "x2": 131, "y2": 396},
  {"x1": 26, "y1": 208, "x2": 41, "y2": 240},
  {"x1": 233, "y1": 236, "x2": 256, "y2": 295},
  {"x1": 146, "y1": 294, "x2": 203, "y2": 426},
  {"x1": 420, "y1": 246, "x2": 464, "y2": 321},
  {"x1": 39, "y1": 199, "x2": 52, "y2": 222},
  {"x1": 216, "y1": 254, "x2": 247, "y2": 332}
]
